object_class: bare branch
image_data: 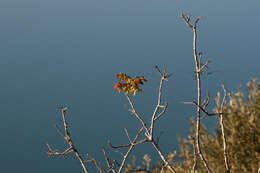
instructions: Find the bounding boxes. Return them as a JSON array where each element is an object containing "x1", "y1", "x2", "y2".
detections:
[
  {"x1": 183, "y1": 101, "x2": 221, "y2": 116},
  {"x1": 181, "y1": 13, "x2": 193, "y2": 29},
  {"x1": 55, "y1": 125, "x2": 65, "y2": 137},
  {"x1": 85, "y1": 154, "x2": 105, "y2": 173},
  {"x1": 108, "y1": 138, "x2": 148, "y2": 149},
  {"x1": 190, "y1": 135, "x2": 197, "y2": 173},
  {"x1": 151, "y1": 141, "x2": 177, "y2": 173},
  {"x1": 155, "y1": 65, "x2": 163, "y2": 77},
  {"x1": 199, "y1": 60, "x2": 211, "y2": 73},
  {"x1": 150, "y1": 66, "x2": 169, "y2": 140},
  {"x1": 46, "y1": 143, "x2": 73, "y2": 157},
  {"x1": 46, "y1": 107, "x2": 89, "y2": 173},
  {"x1": 154, "y1": 102, "x2": 168, "y2": 121},
  {"x1": 218, "y1": 85, "x2": 231, "y2": 173},
  {"x1": 112, "y1": 66, "x2": 176, "y2": 173},
  {"x1": 198, "y1": 52, "x2": 203, "y2": 68},
  {"x1": 182, "y1": 13, "x2": 212, "y2": 173},
  {"x1": 202, "y1": 91, "x2": 210, "y2": 108},
  {"x1": 118, "y1": 127, "x2": 145, "y2": 173},
  {"x1": 108, "y1": 141, "x2": 132, "y2": 149},
  {"x1": 102, "y1": 148, "x2": 116, "y2": 173},
  {"x1": 124, "y1": 128, "x2": 132, "y2": 143},
  {"x1": 155, "y1": 131, "x2": 164, "y2": 145},
  {"x1": 125, "y1": 93, "x2": 150, "y2": 138}
]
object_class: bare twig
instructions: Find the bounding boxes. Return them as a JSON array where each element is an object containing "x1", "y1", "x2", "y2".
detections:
[
  {"x1": 183, "y1": 101, "x2": 222, "y2": 116},
  {"x1": 182, "y1": 13, "x2": 212, "y2": 173},
  {"x1": 191, "y1": 135, "x2": 197, "y2": 173},
  {"x1": 108, "y1": 141, "x2": 132, "y2": 149},
  {"x1": 125, "y1": 94, "x2": 150, "y2": 138},
  {"x1": 112, "y1": 66, "x2": 177, "y2": 173},
  {"x1": 201, "y1": 91, "x2": 210, "y2": 109},
  {"x1": 124, "y1": 128, "x2": 132, "y2": 143},
  {"x1": 154, "y1": 102, "x2": 168, "y2": 121},
  {"x1": 46, "y1": 107, "x2": 89, "y2": 173},
  {"x1": 108, "y1": 138, "x2": 148, "y2": 149},
  {"x1": 85, "y1": 154, "x2": 105, "y2": 173},
  {"x1": 117, "y1": 127, "x2": 145, "y2": 173},
  {"x1": 102, "y1": 148, "x2": 116, "y2": 173},
  {"x1": 218, "y1": 85, "x2": 230, "y2": 173},
  {"x1": 150, "y1": 66, "x2": 170, "y2": 140},
  {"x1": 46, "y1": 143, "x2": 73, "y2": 156},
  {"x1": 151, "y1": 141, "x2": 177, "y2": 173}
]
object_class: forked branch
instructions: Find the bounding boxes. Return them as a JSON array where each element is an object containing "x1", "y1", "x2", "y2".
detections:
[
  {"x1": 150, "y1": 65, "x2": 171, "y2": 140},
  {"x1": 110, "y1": 66, "x2": 177, "y2": 173},
  {"x1": 182, "y1": 13, "x2": 212, "y2": 173},
  {"x1": 46, "y1": 107, "x2": 89, "y2": 173}
]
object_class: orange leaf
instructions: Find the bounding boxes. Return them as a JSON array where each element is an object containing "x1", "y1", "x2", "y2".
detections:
[{"x1": 113, "y1": 82, "x2": 122, "y2": 92}]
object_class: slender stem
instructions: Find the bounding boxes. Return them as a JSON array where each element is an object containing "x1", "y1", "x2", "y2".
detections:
[
  {"x1": 192, "y1": 22, "x2": 212, "y2": 173},
  {"x1": 192, "y1": 136, "x2": 197, "y2": 173},
  {"x1": 125, "y1": 93, "x2": 150, "y2": 137},
  {"x1": 182, "y1": 14, "x2": 212, "y2": 173},
  {"x1": 150, "y1": 76, "x2": 164, "y2": 139},
  {"x1": 102, "y1": 148, "x2": 116, "y2": 173},
  {"x1": 220, "y1": 113, "x2": 230, "y2": 173},
  {"x1": 61, "y1": 108, "x2": 89, "y2": 173},
  {"x1": 89, "y1": 157, "x2": 104, "y2": 173},
  {"x1": 151, "y1": 141, "x2": 177, "y2": 173},
  {"x1": 118, "y1": 127, "x2": 144, "y2": 173},
  {"x1": 115, "y1": 68, "x2": 175, "y2": 173},
  {"x1": 219, "y1": 86, "x2": 231, "y2": 173},
  {"x1": 47, "y1": 107, "x2": 89, "y2": 173}
]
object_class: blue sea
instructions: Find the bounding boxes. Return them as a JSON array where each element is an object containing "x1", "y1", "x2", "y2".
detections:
[{"x1": 0, "y1": 0, "x2": 259, "y2": 172}]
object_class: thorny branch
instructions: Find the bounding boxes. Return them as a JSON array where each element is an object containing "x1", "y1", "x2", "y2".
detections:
[
  {"x1": 46, "y1": 106, "x2": 89, "y2": 173},
  {"x1": 182, "y1": 13, "x2": 212, "y2": 173}
]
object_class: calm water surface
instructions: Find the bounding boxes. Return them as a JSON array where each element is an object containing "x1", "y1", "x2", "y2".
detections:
[{"x1": 0, "y1": 0, "x2": 259, "y2": 172}]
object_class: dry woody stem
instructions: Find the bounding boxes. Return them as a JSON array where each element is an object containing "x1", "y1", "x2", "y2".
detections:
[
  {"x1": 218, "y1": 85, "x2": 231, "y2": 173},
  {"x1": 182, "y1": 13, "x2": 212, "y2": 173},
  {"x1": 46, "y1": 107, "x2": 89, "y2": 173},
  {"x1": 45, "y1": 12, "x2": 235, "y2": 173},
  {"x1": 108, "y1": 66, "x2": 177, "y2": 173}
]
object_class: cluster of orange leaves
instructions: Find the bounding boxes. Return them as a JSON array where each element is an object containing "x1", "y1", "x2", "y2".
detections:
[{"x1": 113, "y1": 72, "x2": 147, "y2": 95}]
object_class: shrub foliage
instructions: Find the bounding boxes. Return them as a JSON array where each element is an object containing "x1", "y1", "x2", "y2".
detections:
[{"x1": 126, "y1": 79, "x2": 260, "y2": 173}]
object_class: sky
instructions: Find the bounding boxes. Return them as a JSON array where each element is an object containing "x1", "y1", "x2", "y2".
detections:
[{"x1": 0, "y1": 0, "x2": 259, "y2": 172}]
